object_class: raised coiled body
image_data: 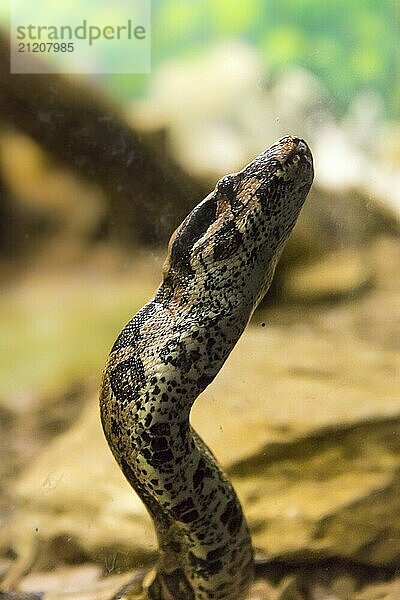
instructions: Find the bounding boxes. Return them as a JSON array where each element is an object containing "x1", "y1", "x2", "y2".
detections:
[{"x1": 100, "y1": 136, "x2": 314, "y2": 599}]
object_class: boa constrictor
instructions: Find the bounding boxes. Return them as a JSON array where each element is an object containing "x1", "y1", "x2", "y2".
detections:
[{"x1": 100, "y1": 136, "x2": 314, "y2": 600}]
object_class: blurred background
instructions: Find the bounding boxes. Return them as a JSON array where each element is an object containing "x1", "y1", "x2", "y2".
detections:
[{"x1": 0, "y1": 1, "x2": 399, "y2": 598}]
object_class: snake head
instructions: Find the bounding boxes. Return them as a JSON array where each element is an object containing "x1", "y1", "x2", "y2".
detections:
[{"x1": 161, "y1": 136, "x2": 313, "y2": 311}]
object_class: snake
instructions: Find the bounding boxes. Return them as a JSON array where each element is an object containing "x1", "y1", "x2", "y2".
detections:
[{"x1": 99, "y1": 135, "x2": 314, "y2": 600}]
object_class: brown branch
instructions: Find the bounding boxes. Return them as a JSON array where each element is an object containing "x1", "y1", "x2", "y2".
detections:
[{"x1": 0, "y1": 31, "x2": 208, "y2": 245}]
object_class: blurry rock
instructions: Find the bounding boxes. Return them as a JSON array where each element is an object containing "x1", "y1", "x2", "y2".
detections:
[
  {"x1": 273, "y1": 576, "x2": 303, "y2": 600},
  {"x1": 249, "y1": 576, "x2": 303, "y2": 600},
  {"x1": 356, "y1": 578, "x2": 400, "y2": 599},
  {"x1": 1, "y1": 399, "x2": 156, "y2": 584},
  {"x1": 234, "y1": 417, "x2": 400, "y2": 567},
  {"x1": 313, "y1": 123, "x2": 400, "y2": 220},
  {"x1": 0, "y1": 559, "x2": 12, "y2": 580},
  {"x1": 283, "y1": 249, "x2": 371, "y2": 301},
  {"x1": 18, "y1": 564, "x2": 101, "y2": 594},
  {"x1": 18, "y1": 567, "x2": 137, "y2": 600},
  {"x1": 315, "y1": 287, "x2": 400, "y2": 353},
  {"x1": 303, "y1": 238, "x2": 400, "y2": 351},
  {"x1": 248, "y1": 580, "x2": 275, "y2": 600},
  {"x1": 329, "y1": 575, "x2": 357, "y2": 598},
  {"x1": 273, "y1": 186, "x2": 400, "y2": 302}
]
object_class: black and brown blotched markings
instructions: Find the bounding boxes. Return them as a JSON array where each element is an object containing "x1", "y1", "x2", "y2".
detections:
[{"x1": 100, "y1": 136, "x2": 314, "y2": 600}]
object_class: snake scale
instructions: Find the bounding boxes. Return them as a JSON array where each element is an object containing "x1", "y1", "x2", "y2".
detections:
[{"x1": 100, "y1": 136, "x2": 314, "y2": 600}]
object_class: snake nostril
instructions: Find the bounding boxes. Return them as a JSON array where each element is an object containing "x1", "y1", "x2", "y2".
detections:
[{"x1": 296, "y1": 140, "x2": 308, "y2": 154}]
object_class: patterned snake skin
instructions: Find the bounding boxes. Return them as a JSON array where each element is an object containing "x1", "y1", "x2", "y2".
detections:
[{"x1": 100, "y1": 136, "x2": 314, "y2": 600}]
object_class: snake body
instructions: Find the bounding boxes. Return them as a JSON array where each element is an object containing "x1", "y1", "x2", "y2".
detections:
[{"x1": 100, "y1": 136, "x2": 314, "y2": 600}]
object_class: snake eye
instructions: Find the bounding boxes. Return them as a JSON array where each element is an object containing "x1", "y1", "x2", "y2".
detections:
[{"x1": 217, "y1": 176, "x2": 235, "y2": 198}]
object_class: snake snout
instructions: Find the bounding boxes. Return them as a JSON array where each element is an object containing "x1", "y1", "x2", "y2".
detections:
[
  {"x1": 295, "y1": 138, "x2": 313, "y2": 163},
  {"x1": 296, "y1": 139, "x2": 308, "y2": 154},
  {"x1": 276, "y1": 137, "x2": 313, "y2": 179}
]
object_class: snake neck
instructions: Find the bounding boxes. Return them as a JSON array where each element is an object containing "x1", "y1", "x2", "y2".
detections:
[{"x1": 100, "y1": 298, "x2": 254, "y2": 599}]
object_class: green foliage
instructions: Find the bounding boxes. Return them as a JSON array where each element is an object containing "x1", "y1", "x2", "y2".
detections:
[
  {"x1": 6, "y1": 0, "x2": 397, "y2": 117},
  {"x1": 139, "y1": 0, "x2": 398, "y2": 118}
]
